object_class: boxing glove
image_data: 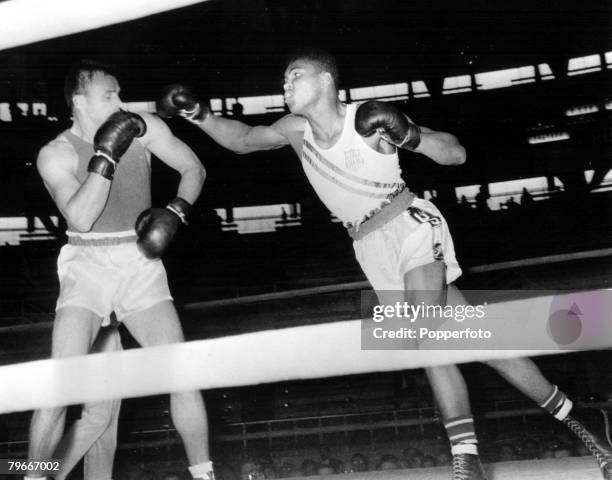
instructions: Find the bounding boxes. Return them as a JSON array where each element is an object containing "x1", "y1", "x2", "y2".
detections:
[
  {"x1": 88, "y1": 111, "x2": 147, "y2": 180},
  {"x1": 135, "y1": 197, "x2": 191, "y2": 259},
  {"x1": 157, "y1": 84, "x2": 210, "y2": 123},
  {"x1": 355, "y1": 101, "x2": 421, "y2": 150}
]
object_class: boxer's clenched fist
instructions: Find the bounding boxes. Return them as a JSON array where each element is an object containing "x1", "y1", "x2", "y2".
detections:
[{"x1": 157, "y1": 84, "x2": 210, "y2": 123}]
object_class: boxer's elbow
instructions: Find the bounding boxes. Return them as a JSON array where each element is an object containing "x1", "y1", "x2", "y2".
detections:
[
  {"x1": 442, "y1": 134, "x2": 466, "y2": 165},
  {"x1": 194, "y1": 162, "x2": 207, "y2": 187},
  {"x1": 214, "y1": 135, "x2": 249, "y2": 154},
  {"x1": 451, "y1": 145, "x2": 466, "y2": 165},
  {"x1": 64, "y1": 207, "x2": 97, "y2": 233},
  {"x1": 426, "y1": 133, "x2": 466, "y2": 165},
  {"x1": 231, "y1": 139, "x2": 260, "y2": 155},
  {"x1": 232, "y1": 144, "x2": 253, "y2": 155},
  {"x1": 69, "y1": 217, "x2": 94, "y2": 233}
]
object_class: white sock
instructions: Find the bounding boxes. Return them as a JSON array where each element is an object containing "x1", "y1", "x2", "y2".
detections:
[
  {"x1": 555, "y1": 398, "x2": 574, "y2": 421},
  {"x1": 188, "y1": 461, "x2": 214, "y2": 479},
  {"x1": 451, "y1": 443, "x2": 479, "y2": 456}
]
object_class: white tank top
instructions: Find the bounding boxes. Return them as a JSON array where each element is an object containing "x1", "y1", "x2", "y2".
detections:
[{"x1": 301, "y1": 103, "x2": 406, "y2": 225}]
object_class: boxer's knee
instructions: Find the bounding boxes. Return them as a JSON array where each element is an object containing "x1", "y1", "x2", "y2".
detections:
[
  {"x1": 32, "y1": 406, "x2": 66, "y2": 424},
  {"x1": 403, "y1": 261, "x2": 446, "y2": 294},
  {"x1": 81, "y1": 401, "x2": 117, "y2": 429}
]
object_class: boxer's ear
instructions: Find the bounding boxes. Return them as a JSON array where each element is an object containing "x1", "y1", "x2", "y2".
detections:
[
  {"x1": 321, "y1": 71, "x2": 333, "y2": 87},
  {"x1": 72, "y1": 93, "x2": 85, "y2": 110}
]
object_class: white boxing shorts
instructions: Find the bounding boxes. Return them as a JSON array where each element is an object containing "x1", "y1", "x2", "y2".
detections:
[
  {"x1": 56, "y1": 230, "x2": 173, "y2": 323},
  {"x1": 353, "y1": 197, "x2": 462, "y2": 290}
]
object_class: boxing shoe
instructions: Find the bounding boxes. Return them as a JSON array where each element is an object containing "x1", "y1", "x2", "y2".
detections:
[
  {"x1": 451, "y1": 454, "x2": 488, "y2": 480},
  {"x1": 563, "y1": 406, "x2": 612, "y2": 479}
]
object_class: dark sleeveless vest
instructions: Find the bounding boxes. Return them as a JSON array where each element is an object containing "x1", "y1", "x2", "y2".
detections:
[{"x1": 63, "y1": 130, "x2": 152, "y2": 232}]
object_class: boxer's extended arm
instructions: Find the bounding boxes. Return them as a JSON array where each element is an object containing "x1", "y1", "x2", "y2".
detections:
[
  {"x1": 156, "y1": 84, "x2": 295, "y2": 154},
  {"x1": 37, "y1": 140, "x2": 111, "y2": 232},
  {"x1": 199, "y1": 115, "x2": 292, "y2": 154}
]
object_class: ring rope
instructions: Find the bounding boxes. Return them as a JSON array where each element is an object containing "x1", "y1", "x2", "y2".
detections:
[
  {"x1": 0, "y1": 0, "x2": 210, "y2": 51},
  {"x1": 0, "y1": 290, "x2": 610, "y2": 414}
]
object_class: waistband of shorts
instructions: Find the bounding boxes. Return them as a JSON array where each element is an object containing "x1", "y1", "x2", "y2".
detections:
[
  {"x1": 346, "y1": 187, "x2": 415, "y2": 241},
  {"x1": 66, "y1": 230, "x2": 137, "y2": 246}
]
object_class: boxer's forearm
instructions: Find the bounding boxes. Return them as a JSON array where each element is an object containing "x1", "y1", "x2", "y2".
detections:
[
  {"x1": 63, "y1": 176, "x2": 112, "y2": 231},
  {"x1": 176, "y1": 162, "x2": 206, "y2": 205},
  {"x1": 199, "y1": 115, "x2": 286, "y2": 154},
  {"x1": 414, "y1": 130, "x2": 466, "y2": 166}
]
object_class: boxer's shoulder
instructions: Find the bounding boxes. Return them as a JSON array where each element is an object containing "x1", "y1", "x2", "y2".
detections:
[
  {"x1": 272, "y1": 113, "x2": 306, "y2": 143},
  {"x1": 43, "y1": 133, "x2": 77, "y2": 157},
  {"x1": 37, "y1": 133, "x2": 78, "y2": 172}
]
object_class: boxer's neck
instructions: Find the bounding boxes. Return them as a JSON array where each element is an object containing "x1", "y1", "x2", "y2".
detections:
[
  {"x1": 307, "y1": 99, "x2": 346, "y2": 147},
  {"x1": 71, "y1": 115, "x2": 99, "y2": 143}
]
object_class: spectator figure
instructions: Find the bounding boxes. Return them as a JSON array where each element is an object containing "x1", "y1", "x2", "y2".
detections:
[
  {"x1": 240, "y1": 460, "x2": 261, "y2": 480},
  {"x1": 589, "y1": 167, "x2": 610, "y2": 190},
  {"x1": 9, "y1": 102, "x2": 24, "y2": 122},
  {"x1": 318, "y1": 444, "x2": 341, "y2": 472},
  {"x1": 458, "y1": 195, "x2": 472, "y2": 212},
  {"x1": 520, "y1": 187, "x2": 534, "y2": 207},
  {"x1": 317, "y1": 464, "x2": 335, "y2": 475},
  {"x1": 279, "y1": 460, "x2": 298, "y2": 478},
  {"x1": 475, "y1": 185, "x2": 490, "y2": 211},
  {"x1": 503, "y1": 196, "x2": 519, "y2": 210},
  {"x1": 377, "y1": 454, "x2": 401, "y2": 471},
  {"x1": 300, "y1": 459, "x2": 318, "y2": 477},
  {"x1": 401, "y1": 447, "x2": 424, "y2": 469},
  {"x1": 232, "y1": 102, "x2": 245, "y2": 119},
  {"x1": 350, "y1": 453, "x2": 369, "y2": 472},
  {"x1": 331, "y1": 459, "x2": 347, "y2": 473}
]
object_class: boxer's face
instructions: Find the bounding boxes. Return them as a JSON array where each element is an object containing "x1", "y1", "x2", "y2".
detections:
[
  {"x1": 283, "y1": 59, "x2": 324, "y2": 114},
  {"x1": 79, "y1": 72, "x2": 122, "y2": 125}
]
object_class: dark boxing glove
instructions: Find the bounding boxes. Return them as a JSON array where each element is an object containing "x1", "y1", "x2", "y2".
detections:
[
  {"x1": 88, "y1": 111, "x2": 147, "y2": 180},
  {"x1": 355, "y1": 100, "x2": 421, "y2": 150},
  {"x1": 157, "y1": 84, "x2": 210, "y2": 123},
  {"x1": 135, "y1": 197, "x2": 191, "y2": 259}
]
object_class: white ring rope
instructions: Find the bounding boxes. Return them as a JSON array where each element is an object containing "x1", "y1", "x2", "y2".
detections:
[
  {"x1": 1, "y1": 247, "x2": 609, "y2": 336},
  {"x1": 0, "y1": 290, "x2": 610, "y2": 414},
  {"x1": 0, "y1": 0, "x2": 210, "y2": 51}
]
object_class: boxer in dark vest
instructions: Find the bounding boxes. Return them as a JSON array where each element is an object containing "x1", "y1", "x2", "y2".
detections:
[{"x1": 27, "y1": 60, "x2": 214, "y2": 480}]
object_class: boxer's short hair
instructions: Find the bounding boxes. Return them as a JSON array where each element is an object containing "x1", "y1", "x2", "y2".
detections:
[
  {"x1": 64, "y1": 59, "x2": 117, "y2": 110},
  {"x1": 286, "y1": 48, "x2": 340, "y2": 88}
]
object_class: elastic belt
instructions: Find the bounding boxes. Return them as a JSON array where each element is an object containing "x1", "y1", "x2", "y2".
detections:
[
  {"x1": 346, "y1": 188, "x2": 415, "y2": 241},
  {"x1": 67, "y1": 234, "x2": 137, "y2": 246}
]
